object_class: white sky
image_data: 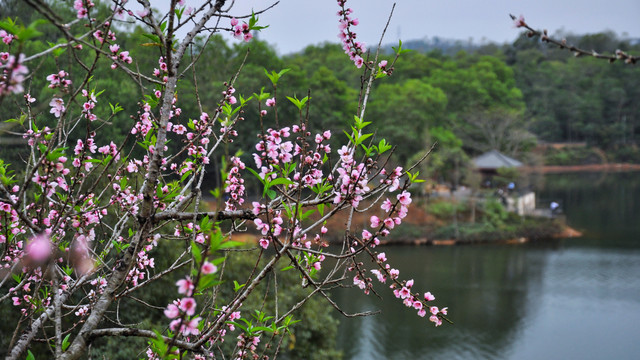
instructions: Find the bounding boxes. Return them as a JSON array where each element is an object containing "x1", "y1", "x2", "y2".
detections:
[{"x1": 149, "y1": 0, "x2": 640, "y2": 54}]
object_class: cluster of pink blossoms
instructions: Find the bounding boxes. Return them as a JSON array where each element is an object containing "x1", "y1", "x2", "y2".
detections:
[
  {"x1": 253, "y1": 125, "x2": 331, "y2": 188},
  {"x1": 73, "y1": 0, "x2": 95, "y2": 19},
  {"x1": 161, "y1": 259, "x2": 221, "y2": 339},
  {"x1": 0, "y1": 29, "x2": 14, "y2": 45},
  {"x1": 125, "y1": 234, "x2": 158, "y2": 287},
  {"x1": 80, "y1": 89, "x2": 98, "y2": 121},
  {"x1": 234, "y1": 334, "x2": 261, "y2": 360},
  {"x1": 222, "y1": 84, "x2": 237, "y2": 105},
  {"x1": 164, "y1": 277, "x2": 202, "y2": 336},
  {"x1": 333, "y1": 145, "x2": 370, "y2": 207},
  {"x1": 224, "y1": 156, "x2": 246, "y2": 211},
  {"x1": 108, "y1": 43, "x2": 132, "y2": 69},
  {"x1": 253, "y1": 126, "x2": 294, "y2": 178},
  {"x1": 72, "y1": 137, "x2": 99, "y2": 171},
  {"x1": 392, "y1": 278, "x2": 447, "y2": 326},
  {"x1": 0, "y1": 53, "x2": 28, "y2": 95},
  {"x1": 131, "y1": 102, "x2": 155, "y2": 136},
  {"x1": 345, "y1": 165, "x2": 447, "y2": 325},
  {"x1": 253, "y1": 209, "x2": 283, "y2": 250},
  {"x1": 10, "y1": 267, "x2": 52, "y2": 316},
  {"x1": 46, "y1": 70, "x2": 71, "y2": 89},
  {"x1": 337, "y1": 0, "x2": 366, "y2": 68},
  {"x1": 93, "y1": 26, "x2": 116, "y2": 45},
  {"x1": 230, "y1": 18, "x2": 253, "y2": 42},
  {"x1": 152, "y1": 56, "x2": 169, "y2": 83},
  {"x1": 111, "y1": 178, "x2": 143, "y2": 215}
]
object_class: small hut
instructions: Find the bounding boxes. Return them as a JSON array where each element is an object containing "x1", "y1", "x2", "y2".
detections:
[{"x1": 473, "y1": 150, "x2": 522, "y2": 175}]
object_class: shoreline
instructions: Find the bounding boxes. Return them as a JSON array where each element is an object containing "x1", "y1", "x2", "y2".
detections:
[
  {"x1": 522, "y1": 163, "x2": 640, "y2": 173},
  {"x1": 376, "y1": 224, "x2": 582, "y2": 246}
]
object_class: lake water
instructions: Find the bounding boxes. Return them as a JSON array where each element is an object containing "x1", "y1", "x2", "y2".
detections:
[{"x1": 333, "y1": 172, "x2": 640, "y2": 359}]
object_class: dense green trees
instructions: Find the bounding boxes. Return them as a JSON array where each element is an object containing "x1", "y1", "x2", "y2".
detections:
[
  {"x1": 2, "y1": 10, "x2": 638, "y2": 175},
  {"x1": 508, "y1": 31, "x2": 640, "y2": 159}
]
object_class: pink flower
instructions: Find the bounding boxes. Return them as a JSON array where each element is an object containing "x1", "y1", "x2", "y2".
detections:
[
  {"x1": 179, "y1": 297, "x2": 197, "y2": 316},
  {"x1": 398, "y1": 287, "x2": 411, "y2": 299},
  {"x1": 514, "y1": 14, "x2": 526, "y2": 28},
  {"x1": 265, "y1": 98, "x2": 276, "y2": 107},
  {"x1": 397, "y1": 191, "x2": 412, "y2": 205},
  {"x1": 49, "y1": 98, "x2": 65, "y2": 118},
  {"x1": 176, "y1": 278, "x2": 194, "y2": 295},
  {"x1": 376, "y1": 252, "x2": 387, "y2": 263},
  {"x1": 201, "y1": 261, "x2": 217, "y2": 274},
  {"x1": 389, "y1": 268, "x2": 399, "y2": 279},
  {"x1": 259, "y1": 237, "x2": 270, "y2": 249},
  {"x1": 136, "y1": 8, "x2": 149, "y2": 17},
  {"x1": 383, "y1": 217, "x2": 395, "y2": 229},
  {"x1": 378, "y1": 60, "x2": 388, "y2": 68},
  {"x1": 164, "y1": 303, "x2": 180, "y2": 319},
  {"x1": 424, "y1": 292, "x2": 435, "y2": 301},
  {"x1": 370, "y1": 215, "x2": 380, "y2": 228},
  {"x1": 354, "y1": 56, "x2": 364, "y2": 68},
  {"x1": 183, "y1": 317, "x2": 201, "y2": 336},
  {"x1": 381, "y1": 198, "x2": 393, "y2": 212},
  {"x1": 26, "y1": 234, "x2": 52, "y2": 262}
]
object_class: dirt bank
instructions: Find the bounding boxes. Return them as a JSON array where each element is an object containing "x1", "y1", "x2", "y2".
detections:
[{"x1": 523, "y1": 163, "x2": 640, "y2": 173}]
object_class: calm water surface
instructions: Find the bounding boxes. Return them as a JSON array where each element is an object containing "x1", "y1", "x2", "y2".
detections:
[{"x1": 334, "y1": 172, "x2": 640, "y2": 359}]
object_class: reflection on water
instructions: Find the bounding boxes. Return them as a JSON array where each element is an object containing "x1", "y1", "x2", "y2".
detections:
[{"x1": 334, "y1": 172, "x2": 640, "y2": 359}]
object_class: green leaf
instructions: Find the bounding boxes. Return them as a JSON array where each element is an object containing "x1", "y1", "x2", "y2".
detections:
[
  {"x1": 233, "y1": 280, "x2": 245, "y2": 292},
  {"x1": 268, "y1": 178, "x2": 294, "y2": 188},
  {"x1": 17, "y1": 19, "x2": 47, "y2": 42},
  {"x1": 191, "y1": 241, "x2": 202, "y2": 263},
  {"x1": 219, "y1": 240, "x2": 243, "y2": 249},
  {"x1": 62, "y1": 334, "x2": 71, "y2": 351},
  {"x1": 0, "y1": 18, "x2": 19, "y2": 35},
  {"x1": 198, "y1": 274, "x2": 221, "y2": 290},
  {"x1": 26, "y1": 350, "x2": 35, "y2": 360},
  {"x1": 142, "y1": 33, "x2": 161, "y2": 45},
  {"x1": 248, "y1": 12, "x2": 269, "y2": 31},
  {"x1": 300, "y1": 209, "x2": 315, "y2": 221},
  {"x1": 266, "y1": 189, "x2": 276, "y2": 199},
  {"x1": 12, "y1": 273, "x2": 22, "y2": 283},
  {"x1": 252, "y1": 326, "x2": 274, "y2": 333},
  {"x1": 253, "y1": 87, "x2": 271, "y2": 102},
  {"x1": 343, "y1": 130, "x2": 355, "y2": 144},
  {"x1": 264, "y1": 68, "x2": 290, "y2": 86},
  {"x1": 109, "y1": 102, "x2": 123, "y2": 115},
  {"x1": 377, "y1": 139, "x2": 392, "y2": 154}
]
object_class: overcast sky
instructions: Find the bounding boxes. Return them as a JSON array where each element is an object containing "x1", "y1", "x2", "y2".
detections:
[{"x1": 153, "y1": 0, "x2": 640, "y2": 55}]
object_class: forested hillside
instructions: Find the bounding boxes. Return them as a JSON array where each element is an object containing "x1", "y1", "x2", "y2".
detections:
[{"x1": 2, "y1": 2, "x2": 639, "y2": 178}]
